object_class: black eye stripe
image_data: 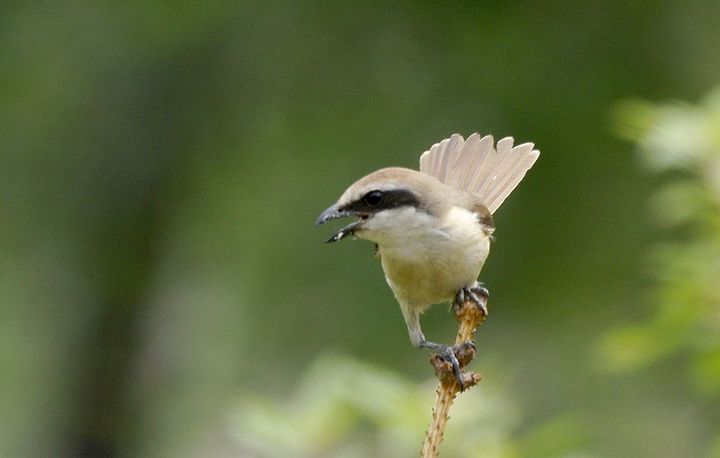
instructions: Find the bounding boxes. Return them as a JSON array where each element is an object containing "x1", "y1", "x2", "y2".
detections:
[
  {"x1": 343, "y1": 189, "x2": 421, "y2": 214},
  {"x1": 363, "y1": 190, "x2": 384, "y2": 206}
]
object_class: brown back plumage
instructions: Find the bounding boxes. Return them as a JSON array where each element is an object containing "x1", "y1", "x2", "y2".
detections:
[{"x1": 419, "y1": 133, "x2": 539, "y2": 214}]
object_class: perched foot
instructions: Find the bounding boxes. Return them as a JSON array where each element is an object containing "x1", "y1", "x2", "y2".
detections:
[
  {"x1": 420, "y1": 340, "x2": 475, "y2": 390},
  {"x1": 455, "y1": 282, "x2": 489, "y2": 317}
]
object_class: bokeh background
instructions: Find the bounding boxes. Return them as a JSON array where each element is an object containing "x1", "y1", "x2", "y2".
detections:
[{"x1": 2, "y1": 2, "x2": 719, "y2": 457}]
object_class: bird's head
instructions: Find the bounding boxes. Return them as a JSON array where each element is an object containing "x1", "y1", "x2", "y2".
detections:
[{"x1": 316, "y1": 167, "x2": 451, "y2": 244}]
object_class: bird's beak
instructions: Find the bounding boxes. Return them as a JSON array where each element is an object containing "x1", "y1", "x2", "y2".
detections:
[{"x1": 315, "y1": 204, "x2": 364, "y2": 243}]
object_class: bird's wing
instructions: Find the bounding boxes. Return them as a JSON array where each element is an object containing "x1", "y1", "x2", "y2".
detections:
[{"x1": 419, "y1": 133, "x2": 539, "y2": 214}]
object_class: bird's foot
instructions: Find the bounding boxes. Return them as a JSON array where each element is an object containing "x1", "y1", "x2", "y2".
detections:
[
  {"x1": 420, "y1": 340, "x2": 475, "y2": 391},
  {"x1": 454, "y1": 282, "x2": 489, "y2": 317}
]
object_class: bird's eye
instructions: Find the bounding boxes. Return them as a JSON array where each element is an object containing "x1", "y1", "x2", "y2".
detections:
[{"x1": 363, "y1": 190, "x2": 384, "y2": 206}]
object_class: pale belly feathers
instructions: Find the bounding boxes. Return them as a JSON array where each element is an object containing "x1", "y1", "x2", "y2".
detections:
[{"x1": 366, "y1": 206, "x2": 490, "y2": 311}]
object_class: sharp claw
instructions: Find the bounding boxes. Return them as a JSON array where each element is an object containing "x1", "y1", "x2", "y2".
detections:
[
  {"x1": 467, "y1": 290, "x2": 488, "y2": 316},
  {"x1": 441, "y1": 348, "x2": 464, "y2": 391},
  {"x1": 471, "y1": 283, "x2": 489, "y2": 299},
  {"x1": 455, "y1": 283, "x2": 489, "y2": 317},
  {"x1": 422, "y1": 341, "x2": 469, "y2": 391}
]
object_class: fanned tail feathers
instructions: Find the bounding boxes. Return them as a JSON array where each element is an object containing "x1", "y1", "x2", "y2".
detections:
[{"x1": 419, "y1": 133, "x2": 539, "y2": 214}]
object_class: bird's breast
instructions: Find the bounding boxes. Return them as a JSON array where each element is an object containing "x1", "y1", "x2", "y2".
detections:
[{"x1": 376, "y1": 206, "x2": 490, "y2": 309}]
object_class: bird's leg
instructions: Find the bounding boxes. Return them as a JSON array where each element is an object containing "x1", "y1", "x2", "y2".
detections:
[
  {"x1": 432, "y1": 283, "x2": 487, "y2": 389},
  {"x1": 403, "y1": 305, "x2": 471, "y2": 390},
  {"x1": 419, "y1": 340, "x2": 475, "y2": 391},
  {"x1": 455, "y1": 282, "x2": 489, "y2": 317}
]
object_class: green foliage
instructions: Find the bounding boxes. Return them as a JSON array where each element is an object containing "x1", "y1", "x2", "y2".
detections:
[
  {"x1": 230, "y1": 353, "x2": 593, "y2": 458},
  {"x1": 2, "y1": 2, "x2": 720, "y2": 457},
  {"x1": 605, "y1": 87, "x2": 720, "y2": 371},
  {"x1": 603, "y1": 86, "x2": 720, "y2": 456},
  {"x1": 231, "y1": 354, "x2": 516, "y2": 457}
]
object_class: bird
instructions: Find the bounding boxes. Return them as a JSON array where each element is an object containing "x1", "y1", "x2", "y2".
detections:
[{"x1": 316, "y1": 133, "x2": 539, "y2": 387}]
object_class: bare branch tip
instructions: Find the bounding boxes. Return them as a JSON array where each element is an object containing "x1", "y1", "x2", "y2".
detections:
[{"x1": 422, "y1": 294, "x2": 489, "y2": 457}]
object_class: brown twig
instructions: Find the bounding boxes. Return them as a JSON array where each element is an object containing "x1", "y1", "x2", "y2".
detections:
[{"x1": 421, "y1": 296, "x2": 487, "y2": 458}]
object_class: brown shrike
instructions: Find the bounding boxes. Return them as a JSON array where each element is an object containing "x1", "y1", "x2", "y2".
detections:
[{"x1": 316, "y1": 133, "x2": 539, "y2": 387}]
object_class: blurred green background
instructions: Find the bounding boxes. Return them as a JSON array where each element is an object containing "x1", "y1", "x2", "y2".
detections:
[{"x1": 2, "y1": 2, "x2": 719, "y2": 457}]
